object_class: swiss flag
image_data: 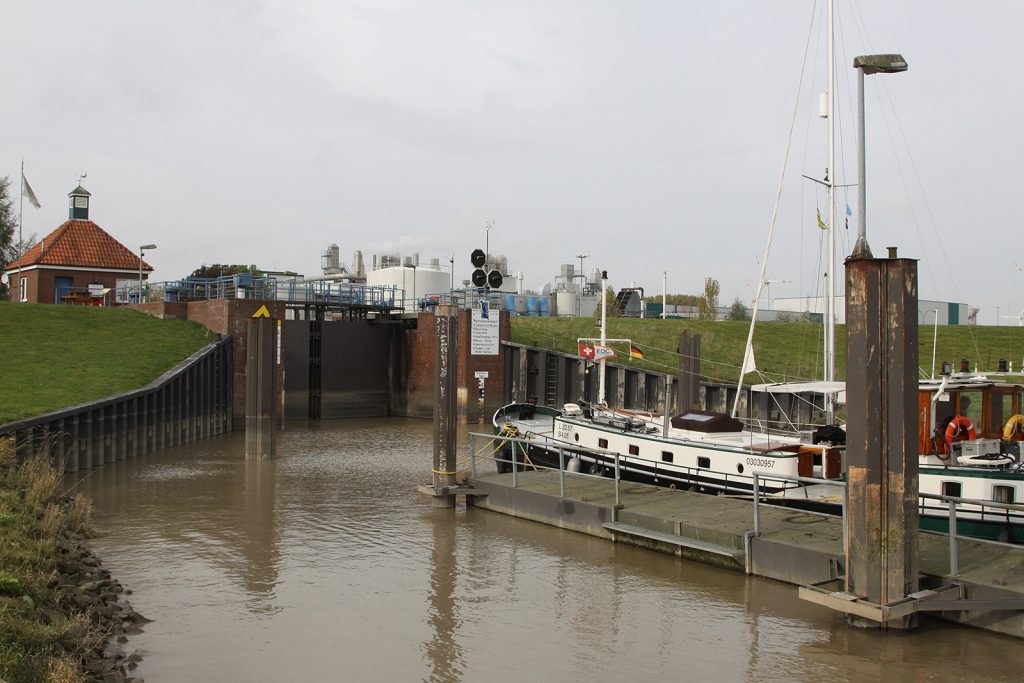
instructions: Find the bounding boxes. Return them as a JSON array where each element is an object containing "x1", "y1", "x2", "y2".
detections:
[{"x1": 578, "y1": 342, "x2": 595, "y2": 359}]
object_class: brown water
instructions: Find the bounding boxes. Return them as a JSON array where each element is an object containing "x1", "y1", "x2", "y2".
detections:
[{"x1": 73, "y1": 418, "x2": 1022, "y2": 682}]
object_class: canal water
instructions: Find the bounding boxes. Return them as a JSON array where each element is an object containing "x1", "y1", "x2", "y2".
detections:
[{"x1": 73, "y1": 419, "x2": 1022, "y2": 682}]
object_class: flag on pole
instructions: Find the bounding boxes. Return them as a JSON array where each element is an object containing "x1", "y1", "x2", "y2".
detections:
[
  {"x1": 629, "y1": 345, "x2": 644, "y2": 360},
  {"x1": 578, "y1": 342, "x2": 596, "y2": 359},
  {"x1": 593, "y1": 345, "x2": 616, "y2": 361},
  {"x1": 21, "y1": 172, "x2": 41, "y2": 209},
  {"x1": 816, "y1": 208, "x2": 827, "y2": 231}
]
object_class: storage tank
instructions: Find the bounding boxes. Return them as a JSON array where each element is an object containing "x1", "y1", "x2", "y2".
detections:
[
  {"x1": 515, "y1": 295, "x2": 528, "y2": 315},
  {"x1": 556, "y1": 290, "x2": 577, "y2": 317},
  {"x1": 539, "y1": 297, "x2": 550, "y2": 316},
  {"x1": 503, "y1": 294, "x2": 516, "y2": 314},
  {"x1": 527, "y1": 296, "x2": 540, "y2": 316}
]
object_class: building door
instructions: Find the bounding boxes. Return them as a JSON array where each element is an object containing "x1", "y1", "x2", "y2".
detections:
[{"x1": 54, "y1": 277, "x2": 73, "y2": 304}]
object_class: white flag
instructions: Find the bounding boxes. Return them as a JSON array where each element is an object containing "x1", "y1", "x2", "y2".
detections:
[{"x1": 22, "y1": 173, "x2": 41, "y2": 208}]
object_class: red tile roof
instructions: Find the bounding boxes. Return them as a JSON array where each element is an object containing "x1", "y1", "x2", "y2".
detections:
[{"x1": 4, "y1": 220, "x2": 152, "y2": 272}]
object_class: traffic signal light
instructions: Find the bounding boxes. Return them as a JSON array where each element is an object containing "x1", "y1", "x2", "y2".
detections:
[{"x1": 470, "y1": 248, "x2": 503, "y2": 290}]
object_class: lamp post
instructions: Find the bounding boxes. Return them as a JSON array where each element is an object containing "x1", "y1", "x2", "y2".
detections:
[
  {"x1": 764, "y1": 278, "x2": 791, "y2": 310},
  {"x1": 851, "y1": 53, "x2": 908, "y2": 259},
  {"x1": 138, "y1": 244, "x2": 156, "y2": 303},
  {"x1": 929, "y1": 308, "x2": 940, "y2": 379}
]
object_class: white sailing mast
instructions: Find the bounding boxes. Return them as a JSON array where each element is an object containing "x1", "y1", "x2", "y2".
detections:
[
  {"x1": 732, "y1": 0, "x2": 838, "y2": 426},
  {"x1": 823, "y1": 0, "x2": 837, "y2": 425}
]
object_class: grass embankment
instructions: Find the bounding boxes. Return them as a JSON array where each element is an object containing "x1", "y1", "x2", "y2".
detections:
[
  {"x1": 0, "y1": 438, "x2": 126, "y2": 682},
  {"x1": 0, "y1": 302, "x2": 213, "y2": 424},
  {"x1": 511, "y1": 317, "x2": 1024, "y2": 385}
]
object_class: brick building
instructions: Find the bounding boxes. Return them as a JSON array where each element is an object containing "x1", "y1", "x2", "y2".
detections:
[{"x1": 2, "y1": 185, "x2": 152, "y2": 305}]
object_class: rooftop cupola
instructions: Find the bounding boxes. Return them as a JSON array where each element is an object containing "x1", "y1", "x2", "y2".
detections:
[{"x1": 68, "y1": 184, "x2": 91, "y2": 220}]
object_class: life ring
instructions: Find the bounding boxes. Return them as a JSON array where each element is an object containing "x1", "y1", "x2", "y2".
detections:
[
  {"x1": 1003, "y1": 414, "x2": 1024, "y2": 440},
  {"x1": 945, "y1": 416, "x2": 977, "y2": 448}
]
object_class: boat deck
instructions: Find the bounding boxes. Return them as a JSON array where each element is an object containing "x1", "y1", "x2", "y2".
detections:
[{"x1": 466, "y1": 469, "x2": 1024, "y2": 639}]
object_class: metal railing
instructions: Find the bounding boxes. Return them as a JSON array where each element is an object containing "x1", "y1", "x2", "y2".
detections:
[{"x1": 919, "y1": 492, "x2": 1024, "y2": 576}]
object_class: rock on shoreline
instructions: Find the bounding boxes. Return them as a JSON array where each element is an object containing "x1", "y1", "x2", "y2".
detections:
[{"x1": 53, "y1": 520, "x2": 149, "y2": 683}]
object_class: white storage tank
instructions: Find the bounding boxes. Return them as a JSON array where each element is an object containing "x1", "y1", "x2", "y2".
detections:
[{"x1": 556, "y1": 290, "x2": 578, "y2": 317}]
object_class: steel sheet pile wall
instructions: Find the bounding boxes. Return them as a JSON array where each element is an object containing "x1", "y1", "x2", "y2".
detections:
[{"x1": 0, "y1": 338, "x2": 232, "y2": 470}]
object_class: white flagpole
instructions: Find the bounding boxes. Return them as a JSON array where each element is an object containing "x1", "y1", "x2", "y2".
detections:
[{"x1": 19, "y1": 158, "x2": 24, "y2": 246}]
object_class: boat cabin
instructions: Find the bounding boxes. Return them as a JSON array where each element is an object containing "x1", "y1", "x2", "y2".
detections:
[{"x1": 918, "y1": 377, "x2": 1024, "y2": 456}]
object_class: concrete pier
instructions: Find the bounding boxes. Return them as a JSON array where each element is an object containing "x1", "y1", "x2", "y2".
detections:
[{"x1": 466, "y1": 470, "x2": 1024, "y2": 639}]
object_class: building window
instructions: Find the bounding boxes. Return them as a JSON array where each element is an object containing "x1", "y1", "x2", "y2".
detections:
[
  {"x1": 993, "y1": 485, "x2": 1015, "y2": 504},
  {"x1": 19, "y1": 277, "x2": 27, "y2": 302},
  {"x1": 628, "y1": 445, "x2": 639, "y2": 456},
  {"x1": 941, "y1": 481, "x2": 962, "y2": 498},
  {"x1": 661, "y1": 451, "x2": 673, "y2": 463},
  {"x1": 697, "y1": 456, "x2": 711, "y2": 468},
  {"x1": 598, "y1": 438, "x2": 608, "y2": 449}
]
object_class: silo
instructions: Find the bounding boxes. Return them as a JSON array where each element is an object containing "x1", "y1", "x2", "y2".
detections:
[{"x1": 556, "y1": 289, "x2": 578, "y2": 317}]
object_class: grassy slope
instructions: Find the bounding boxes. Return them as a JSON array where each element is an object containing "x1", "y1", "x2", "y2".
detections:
[
  {"x1": 510, "y1": 316, "x2": 1024, "y2": 385},
  {"x1": 0, "y1": 302, "x2": 213, "y2": 424}
]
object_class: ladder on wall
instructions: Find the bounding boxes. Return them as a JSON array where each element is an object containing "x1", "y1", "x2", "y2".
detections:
[{"x1": 544, "y1": 354, "x2": 559, "y2": 407}]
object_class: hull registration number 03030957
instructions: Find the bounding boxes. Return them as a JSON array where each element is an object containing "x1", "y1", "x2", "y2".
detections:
[{"x1": 745, "y1": 457, "x2": 775, "y2": 469}]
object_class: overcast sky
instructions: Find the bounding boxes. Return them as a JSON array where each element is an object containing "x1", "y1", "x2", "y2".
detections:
[{"x1": 3, "y1": 1, "x2": 1021, "y2": 321}]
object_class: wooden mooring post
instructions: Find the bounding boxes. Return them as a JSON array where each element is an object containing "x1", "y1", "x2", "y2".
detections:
[
  {"x1": 844, "y1": 250, "x2": 919, "y2": 629},
  {"x1": 677, "y1": 331, "x2": 700, "y2": 412},
  {"x1": 431, "y1": 308, "x2": 459, "y2": 508}
]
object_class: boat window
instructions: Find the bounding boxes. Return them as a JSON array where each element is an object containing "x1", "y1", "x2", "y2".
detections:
[
  {"x1": 959, "y1": 392, "x2": 983, "y2": 430},
  {"x1": 574, "y1": 433, "x2": 579, "y2": 442},
  {"x1": 697, "y1": 456, "x2": 710, "y2": 469},
  {"x1": 661, "y1": 451, "x2": 673, "y2": 463},
  {"x1": 628, "y1": 445, "x2": 639, "y2": 456},
  {"x1": 941, "y1": 481, "x2": 962, "y2": 498},
  {"x1": 993, "y1": 485, "x2": 1015, "y2": 504},
  {"x1": 598, "y1": 438, "x2": 608, "y2": 449},
  {"x1": 992, "y1": 392, "x2": 1016, "y2": 436}
]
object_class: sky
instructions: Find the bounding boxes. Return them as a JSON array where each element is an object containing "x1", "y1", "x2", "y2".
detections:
[{"x1": 3, "y1": 1, "x2": 1022, "y2": 322}]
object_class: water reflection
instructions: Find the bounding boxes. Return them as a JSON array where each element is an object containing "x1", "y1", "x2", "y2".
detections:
[
  {"x1": 423, "y1": 511, "x2": 463, "y2": 682},
  {"x1": 71, "y1": 420, "x2": 1024, "y2": 682},
  {"x1": 241, "y1": 461, "x2": 280, "y2": 613}
]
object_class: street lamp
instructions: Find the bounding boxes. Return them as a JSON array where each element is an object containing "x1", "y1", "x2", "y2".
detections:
[
  {"x1": 764, "y1": 278, "x2": 791, "y2": 310},
  {"x1": 138, "y1": 244, "x2": 156, "y2": 303},
  {"x1": 851, "y1": 53, "x2": 908, "y2": 259}
]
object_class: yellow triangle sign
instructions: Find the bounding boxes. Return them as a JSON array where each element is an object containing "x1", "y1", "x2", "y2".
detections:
[{"x1": 252, "y1": 305, "x2": 271, "y2": 318}]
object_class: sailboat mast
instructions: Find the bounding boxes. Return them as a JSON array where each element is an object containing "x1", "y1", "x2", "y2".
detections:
[
  {"x1": 824, "y1": 0, "x2": 837, "y2": 424},
  {"x1": 598, "y1": 271, "x2": 608, "y2": 406}
]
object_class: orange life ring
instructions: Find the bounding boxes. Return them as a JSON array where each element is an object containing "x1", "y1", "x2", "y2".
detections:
[
  {"x1": 945, "y1": 416, "x2": 976, "y2": 448},
  {"x1": 1003, "y1": 414, "x2": 1024, "y2": 440}
]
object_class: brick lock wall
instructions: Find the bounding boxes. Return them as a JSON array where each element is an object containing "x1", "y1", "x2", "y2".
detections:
[{"x1": 400, "y1": 308, "x2": 509, "y2": 423}]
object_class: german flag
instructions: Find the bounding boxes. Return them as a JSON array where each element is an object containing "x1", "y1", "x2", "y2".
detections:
[{"x1": 629, "y1": 345, "x2": 644, "y2": 360}]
